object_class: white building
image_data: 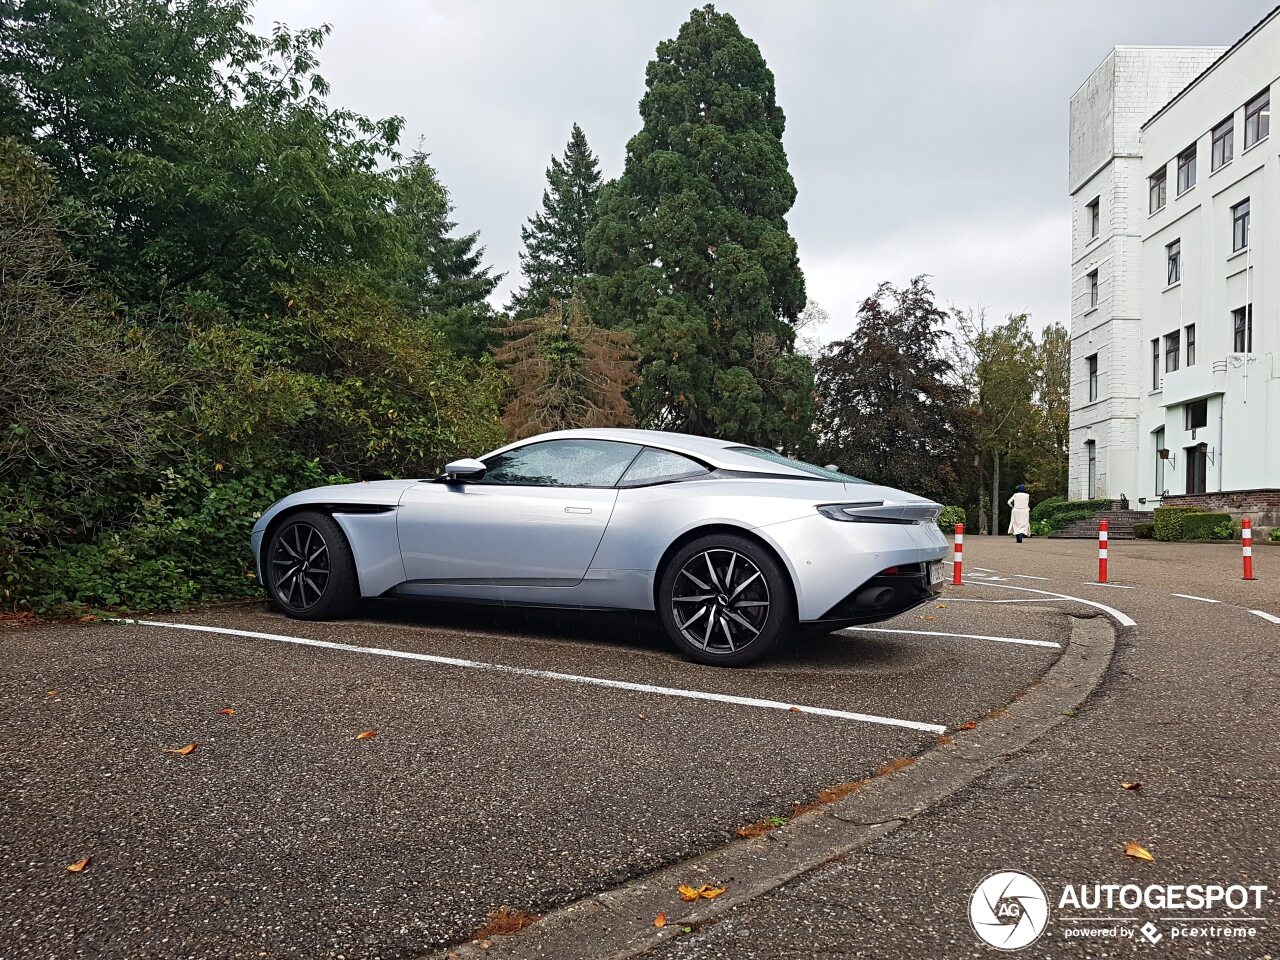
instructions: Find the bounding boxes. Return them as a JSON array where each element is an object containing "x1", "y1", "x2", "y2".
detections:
[{"x1": 1068, "y1": 8, "x2": 1280, "y2": 524}]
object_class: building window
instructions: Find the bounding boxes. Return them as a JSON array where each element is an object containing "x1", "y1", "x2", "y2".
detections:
[
  {"x1": 1166, "y1": 239, "x2": 1181, "y2": 285},
  {"x1": 1164, "y1": 331, "x2": 1180, "y2": 373},
  {"x1": 1185, "y1": 324, "x2": 1196, "y2": 367},
  {"x1": 1087, "y1": 353, "x2": 1099, "y2": 402},
  {"x1": 1087, "y1": 197, "x2": 1100, "y2": 239},
  {"x1": 1212, "y1": 116, "x2": 1234, "y2": 170},
  {"x1": 1086, "y1": 440, "x2": 1097, "y2": 499},
  {"x1": 1233, "y1": 304, "x2": 1253, "y2": 353},
  {"x1": 1232, "y1": 198, "x2": 1250, "y2": 251},
  {"x1": 1177, "y1": 144, "x2": 1196, "y2": 193},
  {"x1": 1151, "y1": 338, "x2": 1160, "y2": 390},
  {"x1": 1185, "y1": 398, "x2": 1208, "y2": 431},
  {"x1": 1088, "y1": 269, "x2": 1099, "y2": 309},
  {"x1": 1149, "y1": 166, "x2": 1167, "y2": 213},
  {"x1": 1245, "y1": 89, "x2": 1270, "y2": 148}
]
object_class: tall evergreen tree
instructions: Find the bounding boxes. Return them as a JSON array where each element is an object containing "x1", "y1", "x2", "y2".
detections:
[
  {"x1": 509, "y1": 123, "x2": 602, "y2": 318},
  {"x1": 495, "y1": 298, "x2": 637, "y2": 439},
  {"x1": 581, "y1": 4, "x2": 812, "y2": 448},
  {"x1": 390, "y1": 151, "x2": 503, "y2": 357},
  {"x1": 809, "y1": 277, "x2": 972, "y2": 505}
]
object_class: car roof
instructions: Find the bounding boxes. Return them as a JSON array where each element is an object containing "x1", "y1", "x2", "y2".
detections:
[{"x1": 502, "y1": 428, "x2": 805, "y2": 475}]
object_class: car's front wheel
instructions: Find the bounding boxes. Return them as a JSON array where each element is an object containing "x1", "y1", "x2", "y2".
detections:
[
  {"x1": 265, "y1": 511, "x2": 359, "y2": 620},
  {"x1": 657, "y1": 533, "x2": 794, "y2": 666}
]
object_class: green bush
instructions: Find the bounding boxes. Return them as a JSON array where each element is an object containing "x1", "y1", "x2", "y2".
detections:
[
  {"x1": 1029, "y1": 498, "x2": 1111, "y2": 533},
  {"x1": 1182, "y1": 512, "x2": 1234, "y2": 541},
  {"x1": 1030, "y1": 496, "x2": 1067, "y2": 524},
  {"x1": 1153, "y1": 508, "x2": 1234, "y2": 542},
  {"x1": 936, "y1": 505, "x2": 967, "y2": 533},
  {"x1": 1133, "y1": 522, "x2": 1154, "y2": 539},
  {"x1": 1271, "y1": 527, "x2": 1280, "y2": 543},
  {"x1": 1153, "y1": 506, "x2": 1199, "y2": 541},
  {"x1": 1030, "y1": 519, "x2": 1054, "y2": 537}
]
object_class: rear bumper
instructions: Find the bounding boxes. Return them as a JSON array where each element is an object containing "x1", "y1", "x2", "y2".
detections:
[
  {"x1": 811, "y1": 563, "x2": 943, "y2": 623},
  {"x1": 756, "y1": 513, "x2": 948, "y2": 622}
]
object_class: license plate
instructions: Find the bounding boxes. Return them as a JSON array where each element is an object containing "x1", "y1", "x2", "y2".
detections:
[{"x1": 928, "y1": 562, "x2": 944, "y2": 585}]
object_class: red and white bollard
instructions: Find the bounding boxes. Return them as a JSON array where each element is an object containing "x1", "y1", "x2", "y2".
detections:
[
  {"x1": 953, "y1": 523, "x2": 964, "y2": 585},
  {"x1": 1243, "y1": 517, "x2": 1255, "y2": 581},
  {"x1": 1098, "y1": 519, "x2": 1109, "y2": 583}
]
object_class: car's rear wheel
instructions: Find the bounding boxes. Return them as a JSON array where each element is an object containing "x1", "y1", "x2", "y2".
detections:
[
  {"x1": 657, "y1": 533, "x2": 794, "y2": 666},
  {"x1": 265, "y1": 511, "x2": 358, "y2": 620}
]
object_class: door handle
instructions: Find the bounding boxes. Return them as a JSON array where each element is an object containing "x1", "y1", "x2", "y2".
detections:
[{"x1": 565, "y1": 506, "x2": 593, "y2": 515}]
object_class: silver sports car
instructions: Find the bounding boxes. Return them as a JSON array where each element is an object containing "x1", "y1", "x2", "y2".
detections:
[{"x1": 251, "y1": 429, "x2": 949, "y2": 665}]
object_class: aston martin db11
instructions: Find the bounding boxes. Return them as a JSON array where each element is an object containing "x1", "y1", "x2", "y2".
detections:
[{"x1": 251, "y1": 429, "x2": 948, "y2": 665}]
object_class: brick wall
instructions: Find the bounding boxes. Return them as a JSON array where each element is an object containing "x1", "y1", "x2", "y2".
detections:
[{"x1": 1159, "y1": 489, "x2": 1280, "y2": 528}]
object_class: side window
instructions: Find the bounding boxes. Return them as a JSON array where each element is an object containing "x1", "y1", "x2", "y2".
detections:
[
  {"x1": 480, "y1": 439, "x2": 640, "y2": 487},
  {"x1": 618, "y1": 447, "x2": 710, "y2": 487}
]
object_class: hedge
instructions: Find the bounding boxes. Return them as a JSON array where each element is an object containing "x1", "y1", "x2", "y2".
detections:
[
  {"x1": 1030, "y1": 497, "x2": 1111, "y2": 533},
  {"x1": 1153, "y1": 507, "x2": 1234, "y2": 541},
  {"x1": 936, "y1": 505, "x2": 967, "y2": 533},
  {"x1": 1133, "y1": 522, "x2": 1154, "y2": 539}
]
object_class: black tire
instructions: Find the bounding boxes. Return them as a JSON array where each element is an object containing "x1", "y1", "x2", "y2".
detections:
[
  {"x1": 657, "y1": 533, "x2": 794, "y2": 667},
  {"x1": 264, "y1": 510, "x2": 359, "y2": 620}
]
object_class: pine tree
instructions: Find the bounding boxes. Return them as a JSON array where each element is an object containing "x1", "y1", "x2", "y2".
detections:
[
  {"x1": 580, "y1": 4, "x2": 812, "y2": 448},
  {"x1": 391, "y1": 151, "x2": 503, "y2": 357},
  {"x1": 509, "y1": 124, "x2": 602, "y2": 318},
  {"x1": 810, "y1": 277, "x2": 973, "y2": 504},
  {"x1": 495, "y1": 298, "x2": 637, "y2": 439}
]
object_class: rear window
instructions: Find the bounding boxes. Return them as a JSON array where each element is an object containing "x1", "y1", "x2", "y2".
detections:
[
  {"x1": 618, "y1": 447, "x2": 710, "y2": 487},
  {"x1": 727, "y1": 447, "x2": 866, "y2": 483}
]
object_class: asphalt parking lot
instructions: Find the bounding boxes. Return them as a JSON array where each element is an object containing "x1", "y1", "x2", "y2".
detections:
[{"x1": 3, "y1": 536, "x2": 1278, "y2": 959}]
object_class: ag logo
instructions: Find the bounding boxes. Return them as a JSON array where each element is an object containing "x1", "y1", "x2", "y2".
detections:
[{"x1": 970, "y1": 870, "x2": 1050, "y2": 950}]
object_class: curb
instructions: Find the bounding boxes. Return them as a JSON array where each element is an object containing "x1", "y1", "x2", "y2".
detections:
[{"x1": 429, "y1": 613, "x2": 1118, "y2": 960}]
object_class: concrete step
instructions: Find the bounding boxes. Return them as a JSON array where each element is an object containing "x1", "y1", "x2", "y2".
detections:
[{"x1": 1048, "y1": 508, "x2": 1148, "y2": 540}]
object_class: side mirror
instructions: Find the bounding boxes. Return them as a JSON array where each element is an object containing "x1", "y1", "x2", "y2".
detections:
[{"x1": 443, "y1": 458, "x2": 487, "y2": 482}]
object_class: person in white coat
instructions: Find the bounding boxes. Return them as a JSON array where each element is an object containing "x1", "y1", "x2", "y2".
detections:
[{"x1": 1007, "y1": 484, "x2": 1031, "y2": 544}]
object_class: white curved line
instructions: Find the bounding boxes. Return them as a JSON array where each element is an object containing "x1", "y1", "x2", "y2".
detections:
[{"x1": 963, "y1": 581, "x2": 1136, "y2": 627}]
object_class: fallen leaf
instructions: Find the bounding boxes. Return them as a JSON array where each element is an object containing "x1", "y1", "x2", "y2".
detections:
[
  {"x1": 788, "y1": 706, "x2": 802, "y2": 713},
  {"x1": 66, "y1": 857, "x2": 91, "y2": 873},
  {"x1": 923, "y1": 615, "x2": 936, "y2": 621},
  {"x1": 1120, "y1": 782, "x2": 1142, "y2": 791},
  {"x1": 163, "y1": 743, "x2": 197, "y2": 756},
  {"x1": 355, "y1": 729, "x2": 377, "y2": 741},
  {"x1": 218, "y1": 708, "x2": 236, "y2": 716},
  {"x1": 637, "y1": 713, "x2": 647, "y2": 721},
  {"x1": 653, "y1": 912, "x2": 667, "y2": 928},
  {"x1": 46, "y1": 690, "x2": 59, "y2": 697},
  {"x1": 1124, "y1": 840, "x2": 1155, "y2": 862},
  {"x1": 936, "y1": 603, "x2": 946, "y2": 609},
  {"x1": 678, "y1": 883, "x2": 727, "y2": 901},
  {"x1": 957, "y1": 721, "x2": 977, "y2": 730}
]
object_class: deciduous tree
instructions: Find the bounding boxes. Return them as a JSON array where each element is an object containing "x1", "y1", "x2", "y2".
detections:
[{"x1": 809, "y1": 277, "x2": 971, "y2": 504}]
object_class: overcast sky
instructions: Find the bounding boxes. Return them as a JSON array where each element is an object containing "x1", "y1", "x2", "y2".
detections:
[{"x1": 254, "y1": 0, "x2": 1268, "y2": 343}]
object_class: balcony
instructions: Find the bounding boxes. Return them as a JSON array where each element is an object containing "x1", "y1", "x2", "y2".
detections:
[{"x1": 1160, "y1": 361, "x2": 1217, "y2": 408}]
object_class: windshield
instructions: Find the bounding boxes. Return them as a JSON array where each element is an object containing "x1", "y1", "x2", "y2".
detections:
[{"x1": 727, "y1": 447, "x2": 867, "y2": 484}]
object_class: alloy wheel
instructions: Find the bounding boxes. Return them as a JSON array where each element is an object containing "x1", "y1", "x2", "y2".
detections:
[
  {"x1": 270, "y1": 521, "x2": 331, "y2": 611},
  {"x1": 671, "y1": 548, "x2": 771, "y2": 655}
]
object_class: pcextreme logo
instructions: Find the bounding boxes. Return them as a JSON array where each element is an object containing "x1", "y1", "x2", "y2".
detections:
[{"x1": 969, "y1": 870, "x2": 1270, "y2": 949}]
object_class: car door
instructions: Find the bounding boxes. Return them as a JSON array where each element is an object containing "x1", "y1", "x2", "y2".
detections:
[{"x1": 396, "y1": 438, "x2": 642, "y2": 585}]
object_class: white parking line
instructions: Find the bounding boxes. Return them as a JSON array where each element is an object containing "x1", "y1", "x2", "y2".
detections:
[
  {"x1": 113, "y1": 619, "x2": 948, "y2": 734},
  {"x1": 1083, "y1": 582, "x2": 1136, "y2": 590},
  {"x1": 941, "y1": 561, "x2": 997, "y2": 572},
  {"x1": 844, "y1": 626, "x2": 1060, "y2": 650},
  {"x1": 1171, "y1": 593, "x2": 1222, "y2": 603},
  {"x1": 1250, "y1": 610, "x2": 1280, "y2": 625},
  {"x1": 963, "y1": 582, "x2": 1137, "y2": 628},
  {"x1": 1013, "y1": 575, "x2": 1051, "y2": 581}
]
